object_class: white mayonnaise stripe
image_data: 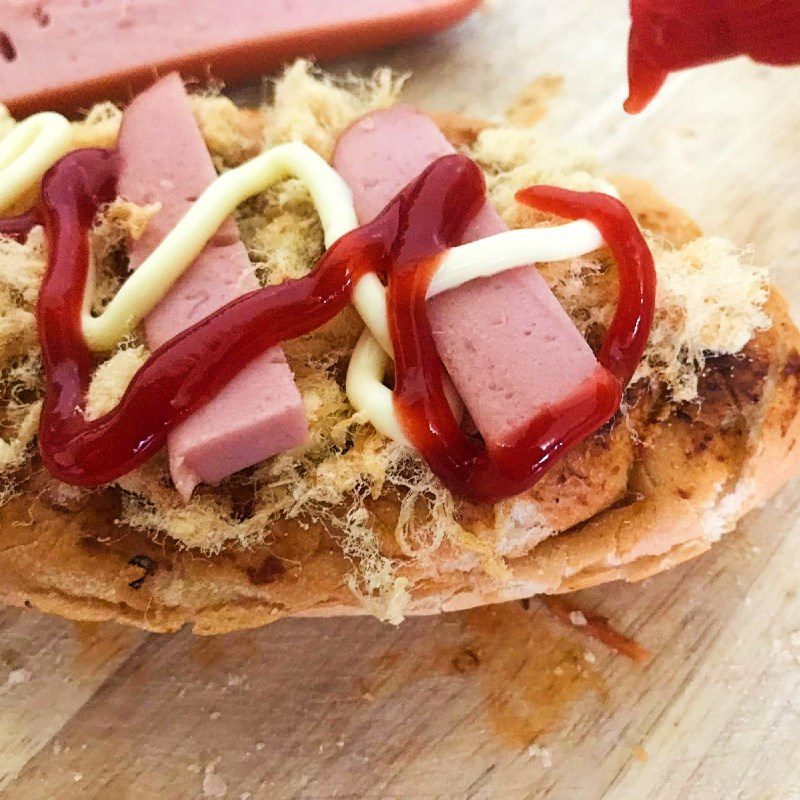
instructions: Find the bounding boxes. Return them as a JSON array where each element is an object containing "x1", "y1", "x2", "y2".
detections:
[
  {"x1": 82, "y1": 142, "x2": 359, "y2": 350},
  {"x1": 347, "y1": 332, "x2": 411, "y2": 445},
  {"x1": 352, "y1": 272, "x2": 393, "y2": 354},
  {"x1": 0, "y1": 112, "x2": 72, "y2": 211},
  {"x1": 427, "y1": 220, "x2": 604, "y2": 298},
  {"x1": 348, "y1": 326, "x2": 466, "y2": 440}
]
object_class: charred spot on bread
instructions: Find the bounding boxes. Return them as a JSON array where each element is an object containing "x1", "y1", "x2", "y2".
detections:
[
  {"x1": 246, "y1": 555, "x2": 287, "y2": 586},
  {"x1": 127, "y1": 554, "x2": 157, "y2": 590},
  {"x1": 451, "y1": 647, "x2": 481, "y2": 673},
  {"x1": 706, "y1": 351, "x2": 768, "y2": 408},
  {"x1": 682, "y1": 348, "x2": 768, "y2": 430},
  {"x1": 782, "y1": 351, "x2": 800, "y2": 386}
]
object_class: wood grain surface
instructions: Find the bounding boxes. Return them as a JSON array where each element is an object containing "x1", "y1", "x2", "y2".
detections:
[{"x1": 2, "y1": 2, "x2": 800, "y2": 798}]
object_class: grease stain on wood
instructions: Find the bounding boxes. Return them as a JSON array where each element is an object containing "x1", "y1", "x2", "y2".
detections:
[
  {"x1": 69, "y1": 622, "x2": 140, "y2": 680},
  {"x1": 463, "y1": 604, "x2": 606, "y2": 746},
  {"x1": 363, "y1": 603, "x2": 606, "y2": 748},
  {"x1": 188, "y1": 630, "x2": 259, "y2": 668}
]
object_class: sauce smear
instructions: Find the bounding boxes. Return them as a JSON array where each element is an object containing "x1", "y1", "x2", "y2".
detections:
[
  {"x1": 625, "y1": 0, "x2": 800, "y2": 113},
  {"x1": 35, "y1": 148, "x2": 654, "y2": 504}
]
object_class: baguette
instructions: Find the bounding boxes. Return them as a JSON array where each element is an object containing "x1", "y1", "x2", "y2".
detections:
[{"x1": 1, "y1": 68, "x2": 798, "y2": 634}]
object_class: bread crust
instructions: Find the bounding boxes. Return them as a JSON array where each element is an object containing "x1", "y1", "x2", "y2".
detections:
[{"x1": 1, "y1": 115, "x2": 799, "y2": 634}]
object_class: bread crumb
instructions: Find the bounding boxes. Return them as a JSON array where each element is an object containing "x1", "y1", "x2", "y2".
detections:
[
  {"x1": 1, "y1": 667, "x2": 32, "y2": 693},
  {"x1": 73, "y1": 773, "x2": 83, "y2": 783},
  {"x1": 790, "y1": 631, "x2": 800, "y2": 665},
  {"x1": 255, "y1": 742, "x2": 265, "y2": 751},
  {"x1": 569, "y1": 610, "x2": 587, "y2": 627},
  {"x1": 495, "y1": 498, "x2": 554, "y2": 556},
  {"x1": 526, "y1": 744, "x2": 553, "y2": 768},
  {"x1": 189, "y1": 94, "x2": 264, "y2": 168},
  {"x1": 89, "y1": 199, "x2": 161, "y2": 314},
  {"x1": 633, "y1": 746, "x2": 649, "y2": 763},
  {"x1": 203, "y1": 763, "x2": 227, "y2": 798},
  {"x1": 94, "y1": 197, "x2": 160, "y2": 247},
  {"x1": 0, "y1": 226, "x2": 45, "y2": 306},
  {"x1": 70, "y1": 101, "x2": 121, "y2": 149},
  {"x1": 210, "y1": 710, "x2": 221, "y2": 720}
]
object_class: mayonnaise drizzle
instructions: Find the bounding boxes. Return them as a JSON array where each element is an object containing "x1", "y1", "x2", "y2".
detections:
[
  {"x1": 82, "y1": 142, "x2": 359, "y2": 350},
  {"x1": 0, "y1": 111, "x2": 619, "y2": 447},
  {"x1": 0, "y1": 111, "x2": 72, "y2": 211},
  {"x1": 428, "y1": 220, "x2": 605, "y2": 298}
]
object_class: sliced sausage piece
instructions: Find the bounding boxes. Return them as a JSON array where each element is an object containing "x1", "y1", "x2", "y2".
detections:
[
  {"x1": 334, "y1": 105, "x2": 604, "y2": 449},
  {"x1": 0, "y1": 0, "x2": 480, "y2": 116},
  {"x1": 117, "y1": 74, "x2": 307, "y2": 499}
]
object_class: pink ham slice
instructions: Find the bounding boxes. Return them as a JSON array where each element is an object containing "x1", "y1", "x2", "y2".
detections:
[
  {"x1": 0, "y1": 0, "x2": 480, "y2": 116},
  {"x1": 334, "y1": 105, "x2": 604, "y2": 449},
  {"x1": 117, "y1": 74, "x2": 307, "y2": 499}
]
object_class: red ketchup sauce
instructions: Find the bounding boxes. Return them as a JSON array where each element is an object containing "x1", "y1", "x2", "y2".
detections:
[
  {"x1": 390, "y1": 186, "x2": 655, "y2": 505},
  {"x1": 0, "y1": 209, "x2": 40, "y2": 241},
  {"x1": 625, "y1": 0, "x2": 800, "y2": 113},
  {"x1": 32, "y1": 147, "x2": 655, "y2": 505}
]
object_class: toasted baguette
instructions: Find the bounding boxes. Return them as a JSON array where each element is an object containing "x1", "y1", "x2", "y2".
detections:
[{"x1": 1, "y1": 114, "x2": 799, "y2": 634}]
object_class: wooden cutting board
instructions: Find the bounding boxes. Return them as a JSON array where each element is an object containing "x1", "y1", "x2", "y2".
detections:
[{"x1": 2, "y1": 2, "x2": 800, "y2": 798}]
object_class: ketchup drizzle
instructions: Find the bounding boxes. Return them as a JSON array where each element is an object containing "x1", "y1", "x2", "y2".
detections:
[
  {"x1": 35, "y1": 147, "x2": 655, "y2": 505},
  {"x1": 625, "y1": 0, "x2": 800, "y2": 113},
  {"x1": 515, "y1": 186, "x2": 656, "y2": 389},
  {"x1": 390, "y1": 186, "x2": 655, "y2": 506},
  {"x1": 0, "y1": 209, "x2": 40, "y2": 241}
]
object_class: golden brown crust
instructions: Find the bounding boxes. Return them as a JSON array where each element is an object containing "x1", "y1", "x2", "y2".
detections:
[{"x1": 1, "y1": 115, "x2": 799, "y2": 634}]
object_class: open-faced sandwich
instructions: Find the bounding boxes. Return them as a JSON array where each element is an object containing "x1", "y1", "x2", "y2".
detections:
[{"x1": 1, "y1": 62, "x2": 798, "y2": 633}]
